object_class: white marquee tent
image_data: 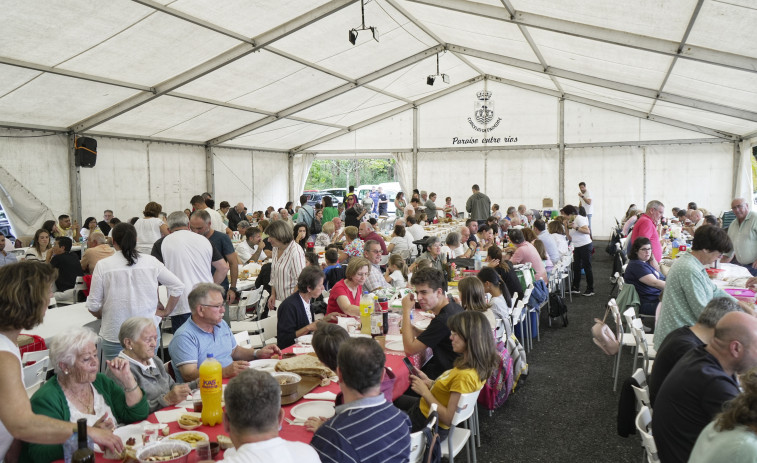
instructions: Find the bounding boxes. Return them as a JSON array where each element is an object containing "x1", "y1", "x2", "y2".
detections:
[{"x1": 1, "y1": 0, "x2": 756, "y2": 238}]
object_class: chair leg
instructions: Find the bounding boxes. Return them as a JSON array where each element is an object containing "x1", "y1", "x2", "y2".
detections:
[
  {"x1": 613, "y1": 347, "x2": 622, "y2": 392},
  {"x1": 631, "y1": 345, "x2": 639, "y2": 375}
]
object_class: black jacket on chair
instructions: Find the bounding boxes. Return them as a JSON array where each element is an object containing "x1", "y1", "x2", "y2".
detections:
[{"x1": 277, "y1": 292, "x2": 314, "y2": 349}]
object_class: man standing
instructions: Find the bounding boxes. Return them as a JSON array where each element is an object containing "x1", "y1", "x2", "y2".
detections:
[
  {"x1": 80, "y1": 232, "x2": 114, "y2": 274},
  {"x1": 722, "y1": 197, "x2": 757, "y2": 276},
  {"x1": 362, "y1": 240, "x2": 389, "y2": 292},
  {"x1": 377, "y1": 187, "x2": 389, "y2": 216},
  {"x1": 311, "y1": 338, "x2": 411, "y2": 462},
  {"x1": 425, "y1": 192, "x2": 438, "y2": 222},
  {"x1": 359, "y1": 222, "x2": 387, "y2": 255},
  {"x1": 162, "y1": 211, "x2": 228, "y2": 332},
  {"x1": 169, "y1": 283, "x2": 280, "y2": 383},
  {"x1": 222, "y1": 369, "x2": 320, "y2": 462},
  {"x1": 465, "y1": 184, "x2": 491, "y2": 225},
  {"x1": 653, "y1": 312, "x2": 757, "y2": 463},
  {"x1": 295, "y1": 194, "x2": 315, "y2": 229},
  {"x1": 190, "y1": 210, "x2": 239, "y2": 303},
  {"x1": 578, "y1": 181, "x2": 593, "y2": 230},
  {"x1": 369, "y1": 186, "x2": 380, "y2": 215},
  {"x1": 226, "y1": 203, "x2": 247, "y2": 232},
  {"x1": 0, "y1": 233, "x2": 17, "y2": 267},
  {"x1": 191, "y1": 195, "x2": 232, "y2": 238},
  {"x1": 401, "y1": 268, "x2": 463, "y2": 379},
  {"x1": 630, "y1": 200, "x2": 665, "y2": 263},
  {"x1": 98, "y1": 210, "x2": 113, "y2": 237}
]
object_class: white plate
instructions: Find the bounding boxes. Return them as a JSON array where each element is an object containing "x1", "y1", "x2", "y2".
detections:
[
  {"x1": 290, "y1": 401, "x2": 335, "y2": 421},
  {"x1": 95, "y1": 422, "x2": 147, "y2": 453},
  {"x1": 248, "y1": 359, "x2": 279, "y2": 372},
  {"x1": 385, "y1": 340, "x2": 404, "y2": 351},
  {"x1": 166, "y1": 431, "x2": 209, "y2": 448},
  {"x1": 296, "y1": 334, "x2": 313, "y2": 345}
]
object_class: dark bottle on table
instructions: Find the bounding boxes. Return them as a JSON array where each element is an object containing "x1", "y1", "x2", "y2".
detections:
[{"x1": 71, "y1": 418, "x2": 95, "y2": 463}]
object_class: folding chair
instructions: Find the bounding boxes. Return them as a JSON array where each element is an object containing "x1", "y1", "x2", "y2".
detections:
[
  {"x1": 636, "y1": 406, "x2": 660, "y2": 463},
  {"x1": 250, "y1": 314, "x2": 278, "y2": 348},
  {"x1": 23, "y1": 356, "x2": 50, "y2": 397},
  {"x1": 609, "y1": 299, "x2": 638, "y2": 392},
  {"x1": 631, "y1": 367, "x2": 651, "y2": 412},
  {"x1": 441, "y1": 389, "x2": 483, "y2": 463},
  {"x1": 21, "y1": 349, "x2": 50, "y2": 365},
  {"x1": 233, "y1": 331, "x2": 252, "y2": 348},
  {"x1": 631, "y1": 318, "x2": 656, "y2": 376}
]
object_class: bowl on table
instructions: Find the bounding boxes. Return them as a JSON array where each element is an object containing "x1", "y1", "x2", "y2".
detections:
[
  {"x1": 271, "y1": 372, "x2": 301, "y2": 396},
  {"x1": 136, "y1": 441, "x2": 191, "y2": 463}
]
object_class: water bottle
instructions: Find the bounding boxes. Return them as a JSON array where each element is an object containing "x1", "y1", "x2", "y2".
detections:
[
  {"x1": 474, "y1": 251, "x2": 482, "y2": 271},
  {"x1": 671, "y1": 238, "x2": 680, "y2": 259}
]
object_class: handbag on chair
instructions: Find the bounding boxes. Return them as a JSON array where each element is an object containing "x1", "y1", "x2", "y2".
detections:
[{"x1": 591, "y1": 306, "x2": 620, "y2": 355}]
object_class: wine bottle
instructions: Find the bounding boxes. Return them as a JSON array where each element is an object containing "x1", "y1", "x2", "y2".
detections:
[{"x1": 71, "y1": 418, "x2": 95, "y2": 463}]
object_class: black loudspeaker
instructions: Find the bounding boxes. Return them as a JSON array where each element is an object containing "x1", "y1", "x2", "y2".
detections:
[{"x1": 75, "y1": 137, "x2": 97, "y2": 168}]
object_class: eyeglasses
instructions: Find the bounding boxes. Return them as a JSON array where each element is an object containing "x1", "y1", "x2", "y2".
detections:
[
  {"x1": 201, "y1": 303, "x2": 224, "y2": 310},
  {"x1": 639, "y1": 247, "x2": 652, "y2": 252},
  {"x1": 355, "y1": 272, "x2": 370, "y2": 278}
]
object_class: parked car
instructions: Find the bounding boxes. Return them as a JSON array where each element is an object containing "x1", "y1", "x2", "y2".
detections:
[
  {"x1": 321, "y1": 188, "x2": 347, "y2": 203},
  {"x1": 303, "y1": 192, "x2": 341, "y2": 208}
]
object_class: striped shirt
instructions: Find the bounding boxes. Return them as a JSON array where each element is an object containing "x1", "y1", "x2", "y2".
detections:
[
  {"x1": 271, "y1": 240, "x2": 306, "y2": 302},
  {"x1": 312, "y1": 395, "x2": 411, "y2": 463}
]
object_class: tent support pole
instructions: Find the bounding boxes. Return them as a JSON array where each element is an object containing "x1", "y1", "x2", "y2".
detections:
[
  {"x1": 288, "y1": 154, "x2": 295, "y2": 202},
  {"x1": 413, "y1": 106, "x2": 419, "y2": 190},
  {"x1": 205, "y1": 145, "x2": 215, "y2": 199},
  {"x1": 558, "y1": 98, "x2": 565, "y2": 207},
  {"x1": 733, "y1": 141, "x2": 741, "y2": 199},
  {"x1": 68, "y1": 133, "x2": 82, "y2": 224}
]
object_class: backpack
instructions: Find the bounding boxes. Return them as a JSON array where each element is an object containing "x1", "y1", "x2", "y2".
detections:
[
  {"x1": 478, "y1": 339, "x2": 514, "y2": 411},
  {"x1": 548, "y1": 293, "x2": 568, "y2": 327},
  {"x1": 527, "y1": 279, "x2": 548, "y2": 310},
  {"x1": 309, "y1": 217, "x2": 322, "y2": 235},
  {"x1": 506, "y1": 333, "x2": 528, "y2": 390},
  {"x1": 421, "y1": 408, "x2": 442, "y2": 463}
]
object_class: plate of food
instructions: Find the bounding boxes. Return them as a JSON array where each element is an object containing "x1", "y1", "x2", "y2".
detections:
[
  {"x1": 96, "y1": 422, "x2": 147, "y2": 454},
  {"x1": 166, "y1": 431, "x2": 208, "y2": 448},
  {"x1": 385, "y1": 340, "x2": 404, "y2": 351},
  {"x1": 248, "y1": 359, "x2": 279, "y2": 373},
  {"x1": 290, "y1": 401, "x2": 335, "y2": 421}
]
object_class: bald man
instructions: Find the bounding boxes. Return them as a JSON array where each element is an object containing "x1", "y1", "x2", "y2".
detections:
[
  {"x1": 653, "y1": 311, "x2": 757, "y2": 463},
  {"x1": 227, "y1": 202, "x2": 247, "y2": 231}
]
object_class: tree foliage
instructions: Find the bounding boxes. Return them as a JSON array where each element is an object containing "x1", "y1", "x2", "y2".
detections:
[{"x1": 305, "y1": 159, "x2": 397, "y2": 190}]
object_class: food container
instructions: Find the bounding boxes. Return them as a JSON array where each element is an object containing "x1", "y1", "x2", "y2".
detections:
[
  {"x1": 137, "y1": 441, "x2": 191, "y2": 463},
  {"x1": 271, "y1": 372, "x2": 301, "y2": 396},
  {"x1": 705, "y1": 268, "x2": 726, "y2": 280},
  {"x1": 209, "y1": 442, "x2": 220, "y2": 458}
]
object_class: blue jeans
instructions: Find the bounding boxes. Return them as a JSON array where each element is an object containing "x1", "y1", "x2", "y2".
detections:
[{"x1": 100, "y1": 339, "x2": 123, "y2": 363}]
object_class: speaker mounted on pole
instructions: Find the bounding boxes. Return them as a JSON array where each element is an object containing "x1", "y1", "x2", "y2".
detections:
[{"x1": 75, "y1": 137, "x2": 97, "y2": 168}]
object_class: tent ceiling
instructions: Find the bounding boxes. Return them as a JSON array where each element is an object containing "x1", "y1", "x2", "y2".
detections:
[{"x1": 1, "y1": 0, "x2": 755, "y2": 150}]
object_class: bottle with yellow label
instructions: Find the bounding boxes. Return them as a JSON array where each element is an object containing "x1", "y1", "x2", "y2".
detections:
[{"x1": 199, "y1": 354, "x2": 223, "y2": 426}]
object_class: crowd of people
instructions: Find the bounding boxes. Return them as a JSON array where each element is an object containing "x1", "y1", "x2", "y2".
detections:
[{"x1": 0, "y1": 180, "x2": 620, "y2": 462}]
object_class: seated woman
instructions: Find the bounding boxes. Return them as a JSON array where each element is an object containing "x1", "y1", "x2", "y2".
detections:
[
  {"x1": 690, "y1": 369, "x2": 757, "y2": 463},
  {"x1": 24, "y1": 228, "x2": 52, "y2": 261},
  {"x1": 106, "y1": 317, "x2": 192, "y2": 412},
  {"x1": 383, "y1": 254, "x2": 408, "y2": 288},
  {"x1": 624, "y1": 237, "x2": 666, "y2": 316},
  {"x1": 457, "y1": 277, "x2": 497, "y2": 329},
  {"x1": 547, "y1": 220, "x2": 570, "y2": 258},
  {"x1": 477, "y1": 267, "x2": 513, "y2": 325},
  {"x1": 326, "y1": 257, "x2": 370, "y2": 316},
  {"x1": 505, "y1": 228, "x2": 547, "y2": 282},
  {"x1": 533, "y1": 239, "x2": 554, "y2": 276},
  {"x1": 25, "y1": 327, "x2": 148, "y2": 462},
  {"x1": 277, "y1": 266, "x2": 341, "y2": 349},
  {"x1": 441, "y1": 231, "x2": 471, "y2": 259},
  {"x1": 387, "y1": 224, "x2": 412, "y2": 258},
  {"x1": 80, "y1": 217, "x2": 101, "y2": 242},
  {"x1": 486, "y1": 246, "x2": 523, "y2": 303},
  {"x1": 395, "y1": 311, "x2": 499, "y2": 439},
  {"x1": 314, "y1": 221, "x2": 335, "y2": 247},
  {"x1": 293, "y1": 223, "x2": 309, "y2": 250},
  {"x1": 410, "y1": 236, "x2": 445, "y2": 273}
]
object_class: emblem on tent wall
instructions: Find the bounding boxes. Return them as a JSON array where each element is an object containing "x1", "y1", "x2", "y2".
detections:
[{"x1": 468, "y1": 90, "x2": 502, "y2": 133}]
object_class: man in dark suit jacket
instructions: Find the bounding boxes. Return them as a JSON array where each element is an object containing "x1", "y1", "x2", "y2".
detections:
[{"x1": 276, "y1": 266, "x2": 340, "y2": 349}]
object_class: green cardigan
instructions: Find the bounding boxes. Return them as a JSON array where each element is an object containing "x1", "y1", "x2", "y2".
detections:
[{"x1": 23, "y1": 373, "x2": 149, "y2": 462}]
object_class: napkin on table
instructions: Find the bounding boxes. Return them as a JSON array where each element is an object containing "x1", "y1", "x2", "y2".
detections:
[
  {"x1": 303, "y1": 391, "x2": 338, "y2": 401},
  {"x1": 154, "y1": 408, "x2": 188, "y2": 424}
]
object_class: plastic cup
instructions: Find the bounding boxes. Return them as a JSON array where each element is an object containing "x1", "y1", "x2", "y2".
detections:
[{"x1": 196, "y1": 440, "x2": 212, "y2": 461}]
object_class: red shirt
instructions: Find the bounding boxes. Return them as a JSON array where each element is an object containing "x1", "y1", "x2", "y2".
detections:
[
  {"x1": 361, "y1": 231, "x2": 388, "y2": 254},
  {"x1": 630, "y1": 213, "x2": 662, "y2": 262},
  {"x1": 326, "y1": 279, "x2": 362, "y2": 314}
]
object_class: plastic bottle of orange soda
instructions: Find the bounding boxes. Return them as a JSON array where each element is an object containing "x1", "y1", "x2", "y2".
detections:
[{"x1": 199, "y1": 354, "x2": 223, "y2": 426}]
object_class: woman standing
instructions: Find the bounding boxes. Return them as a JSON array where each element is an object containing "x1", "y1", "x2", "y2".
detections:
[
  {"x1": 321, "y1": 196, "x2": 339, "y2": 224},
  {"x1": 25, "y1": 229, "x2": 52, "y2": 261},
  {"x1": 396, "y1": 311, "x2": 498, "y2": 439},
  {"x1": 0, "y1": 262, "x2": 123, "y2": 461},
  {"x1": 562, "y1": 205, "x2": 593, "y2": 296},
  {"x1": 395, "y1": 192, "x2": 406, "y2": 218},
  {"x1": 624, "y1": 237, "x2": 666, "y2": 316},
  {"x1": 133, "y1": 201, "x2": 169, "y2": 254},
  {"x1": 87, "y1": 223, "x2": 184, "y2": 360},
  {"x1": 266, "y1": 220, "x2": 306, "y2": 311},
  {"x1": 344, "y1": 195, "x2": 365, "y2": 228}
]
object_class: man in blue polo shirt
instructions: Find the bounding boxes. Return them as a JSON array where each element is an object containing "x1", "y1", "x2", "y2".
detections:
[
  {"x1": 311, "y1": 337, "x2": 411, "y2": 462},
  {"x1": 169, "y1": 283, "x2": 280, "y2": 383}
]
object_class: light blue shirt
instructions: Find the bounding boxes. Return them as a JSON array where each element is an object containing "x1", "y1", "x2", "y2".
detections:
[
  {"x1": 0, "y1": 252, "x2": 18, "y2": 267},
  {"x1": 168, "y1": 317, "x2": 237, "y2": 383}
]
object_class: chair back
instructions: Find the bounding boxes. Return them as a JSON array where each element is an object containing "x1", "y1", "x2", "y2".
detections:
[
  {"x1": 635, "y1": 406, "x2": 660, "y2": 463},
  {"x1": 451, "y1": 389, "x2": 482, "y2": 426},
  {"x1": 23, "y1": 356, "x2": 50, "y2": 396},
  {"x1": 234, "y1": 331, "x2": 252, "y2": 347},
  {"x1": 73, "y1": 276, "x2": 87, "y2": 303},
  {"x1": 409, "y1": 430, "x2": 426, "y2": 463},
  {"x1": 632, "y1": 384, "x2": 651, "y2": 411},
  {"x1": 22, "y1": 349, "x2": 50, "y2": 365},
  {"x1": 165, "y1": 360, "x2": 176, "y2": 381},
  {"x1": 631, "y1": 367, "x2": 647, "y2": 387}
]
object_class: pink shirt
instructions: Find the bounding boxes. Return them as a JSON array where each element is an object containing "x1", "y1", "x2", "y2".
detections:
[
  {"x1": 510, "y1": 242, "x2": 547, "y2": 282},
  {"x1": 630, "y1": 213, "x2": 662, "y2": 262}
]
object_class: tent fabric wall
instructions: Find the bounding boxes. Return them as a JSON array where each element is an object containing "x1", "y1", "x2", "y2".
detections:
[
  {"x1": 392, "y1": 152, "x2": 414, "y2": 197},
  {"x1": 213, "y1": 147, "x2": 255, "y2": 211},
  {"x1": 250, "y1": 151, "x2": 289, "y2": 212},
  {"x1": 737, "y1": 139, "x2": 755, "y2": 203},
  {"x1": 291, "y1": 153, "x2": 316, "y2": 202},
  {"x1": 0, "y1": 166, "x2": 55, "y2": 238},
  {"x1": 485, "y1": 149, "x2": 560, "y2": 213},
  {"x1": 146, "y1": 143, "x2": 207, "y2": 216},
  {"x1": 417, "y1": 151, "x2": 486, "y2": 213}
]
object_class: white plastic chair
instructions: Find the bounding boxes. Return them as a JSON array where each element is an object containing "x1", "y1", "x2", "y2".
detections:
[
  {"x1": 630, "y1": 368, "x2": 651, "y2": 412},
  {"x1": 441, "y1": 389, "x2": 482, "y2": 463},
  {"x1": 409, "y1": 407, "x2": 438, "y2": 463},
  {"x1": 250, "y1": 314, "x2": 278, "y2": 348},
  {"x1": 23, "y1": 356, "x2": 50, "y2": 397},
  {"x1": 632, "y1": 319, "x2": 656, "y2": 375},
  {"x1": 21, "y1": 349, "x2": 50, "y2": 365},
  {"x1": 233, "y1": 331, "x2": 252, "y2": 348},
  {"x1": 609, "y1": 299, "x2": 637, "y2": 392},
  {"x1": 636, "y1": 406, "x2": 660, "y2": 463}
]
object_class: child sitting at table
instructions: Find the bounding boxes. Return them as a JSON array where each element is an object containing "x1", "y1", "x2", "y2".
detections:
[
  {"x1": 384, "y1": 254, "x2": 408, "y2": 288},
  {"x1": 322, "y1": 248, "x2": 344, "y2": 291}
]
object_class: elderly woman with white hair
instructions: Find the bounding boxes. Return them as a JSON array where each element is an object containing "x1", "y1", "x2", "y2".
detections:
[
  {"x1": 106, "y1": 317, "x2": 192, "y2": 412},
  {"x1": 24, "y1": 327, "x2": 148, "y2": 462}
]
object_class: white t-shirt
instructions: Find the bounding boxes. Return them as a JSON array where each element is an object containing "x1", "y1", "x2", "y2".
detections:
[
  {"x1": 0, "y1": 333, "x2": 22, "y2": 459},
  {"x1": 222, "y1": 437, "x2": 320, "y2": 463},
  {"x1": 571, "y1": 215, "x2": 592, "y2": 248},
  {"x1": 235, "y1": 240, "x2": 259, "y2": 264},
  {"x1": 580, "y1": 189, "x2": 593, "y2": 215},
  {"x1": 134, "y1": 217, "x2": 164, "y2": 254},
  {"x1": 205, "y1": 208, "x2": 228, "y2": 234},
  {"x1": 390, "y1": 236, "x2": 411, "y2": 257},
  {"x1": 388, "y1": 269, "x2": 406, "y2": 288},
  {"x1": 407, "y1": 224, "x2": 425, "y2": 241},
  {"x1": 551, "y1": 233, "x2": 570, "y2": 257},
  {"x1": 441, "y1": 245, "x2": 465, "y2": 260},
  {"x1": 161, "y1": 230, "x2": 214, "y2": 316}
]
